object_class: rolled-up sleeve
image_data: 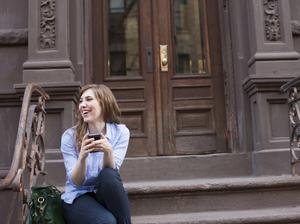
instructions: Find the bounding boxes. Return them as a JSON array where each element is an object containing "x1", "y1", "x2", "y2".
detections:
[{"x1": 113, "y1": 126, "x2": 130, "y2": 170}]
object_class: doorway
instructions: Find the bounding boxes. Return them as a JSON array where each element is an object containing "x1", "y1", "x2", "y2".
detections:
[{"x1": 92, "y1": 0, "x2": 226, "y2": 156}]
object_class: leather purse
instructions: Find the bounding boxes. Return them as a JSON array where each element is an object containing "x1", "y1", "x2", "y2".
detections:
[{"x1": 27, "y1": 185, "x2": 65, "y2": 224}]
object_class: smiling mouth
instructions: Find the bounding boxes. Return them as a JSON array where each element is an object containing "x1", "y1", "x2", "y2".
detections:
[{"x1": 82, "y1": 110, "x2": 91, "y2": 116}]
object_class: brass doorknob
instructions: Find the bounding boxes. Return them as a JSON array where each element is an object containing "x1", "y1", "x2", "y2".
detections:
[
  {"x1": 160, "y1": 45, "x2": 168, "y2": 71},
  {"x1": 162, "y1": 58, "x2": 168, "y2": 66}
]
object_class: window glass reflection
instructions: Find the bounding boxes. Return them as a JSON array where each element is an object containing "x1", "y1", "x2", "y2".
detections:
[
  {"x1": 173, "y1": 0, "x2": 207, "y2": 74},
  {"x1": 108, "y1": 0, "x2": 140, "y2": 76}
]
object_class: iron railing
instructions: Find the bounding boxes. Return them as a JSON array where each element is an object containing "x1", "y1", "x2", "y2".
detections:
[
  {"x1": 281, "y1": 76, "x2": 300, "y2": 175},
  {"x1": 0, "y1": 83, "x2": 49, "y2": 223}
]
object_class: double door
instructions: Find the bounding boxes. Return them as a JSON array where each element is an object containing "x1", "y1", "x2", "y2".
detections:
[{"x1": 92, "y1": 0, "x2": 226, "y2": 156}]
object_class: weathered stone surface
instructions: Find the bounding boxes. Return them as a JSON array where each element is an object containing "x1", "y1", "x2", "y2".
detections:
[{"x1": 0, "y1": 29, "x2": 28, "y2": 45}]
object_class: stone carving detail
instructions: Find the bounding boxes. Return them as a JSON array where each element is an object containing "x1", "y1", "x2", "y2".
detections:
[
  {"x1": 263, "y1": 0, "x2": 281, "y2": 41},
  {"x1": 40, "y1": 0, "x2": 56, "y2": 49}
]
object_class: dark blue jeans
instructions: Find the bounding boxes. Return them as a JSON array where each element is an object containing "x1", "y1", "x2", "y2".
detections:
[{"x1": 62, "y1": 168, "x2": 131, "y2": 224}]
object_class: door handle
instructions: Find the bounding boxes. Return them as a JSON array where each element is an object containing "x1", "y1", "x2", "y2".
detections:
[{"x1": 160, "y1": 45, "x2": 168, "y2": 72}]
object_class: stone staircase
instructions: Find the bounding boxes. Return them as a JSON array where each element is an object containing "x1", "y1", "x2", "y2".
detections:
[
  {"x1": 45, "y1": 152, "x2": 300, "y2": 224},
  {"x1": 131, "y1": 207, "x2": 300, "y2": 224},
  {"x1": 128, "y1": 176, "x2": 300, "y2": 224}
]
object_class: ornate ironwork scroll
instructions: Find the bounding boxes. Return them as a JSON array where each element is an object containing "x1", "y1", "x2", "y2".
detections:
[
  {"x1": 263, "y1": 0, "x2": 281, "y2": 41},
  {"x1": 40, "y1": 0, "x2": 56, "y2": 49},
  {"x1": 0, "y1": 84, "x2": 49, "y2": 223},
  {"x1": 281, "y1": 77, "x2": 300, "y2": 175},
  {"x1": 22, "y1": 96, "x2": 48, "y2": 223}
]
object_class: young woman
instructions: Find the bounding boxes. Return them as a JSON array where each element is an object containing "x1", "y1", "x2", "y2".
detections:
[{"x1": 60, "y1": 84, "x2": 131, "y2": 224}]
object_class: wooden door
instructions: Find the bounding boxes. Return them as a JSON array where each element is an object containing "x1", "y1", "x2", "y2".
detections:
[{"x1": 92, "y1": 0, "x2": 226, "y2": 157}]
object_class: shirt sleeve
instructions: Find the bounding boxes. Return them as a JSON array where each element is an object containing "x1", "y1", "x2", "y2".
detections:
[
  {"x1": 60, "y1": 129, "x2": 83, "y2": 186},
  {"x1": 113, "y1": 125, "x2": 130, "y2": 170}
]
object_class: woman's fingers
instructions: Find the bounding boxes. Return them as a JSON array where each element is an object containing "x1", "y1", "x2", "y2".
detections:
[
  {"x1": 82, "y1": 141, "x2": 96, "y2": 151},
  {"x1": 81, "y1": 134, "x2": 109, "y2": 153},
  {"x1": 82, "y1": 137, "x2": 93, "y2": 148},
  {"x1": 83, "y1": 133, "x2": 88, "y2": 140}
]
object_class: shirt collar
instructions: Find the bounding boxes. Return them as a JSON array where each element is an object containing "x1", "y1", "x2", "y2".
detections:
[
  {"x1": 105, "y1": 123, "x2": 112, "y2": 141},
  {"x1": 86, "y1": 122, "x2": 111, "y2": 141}
]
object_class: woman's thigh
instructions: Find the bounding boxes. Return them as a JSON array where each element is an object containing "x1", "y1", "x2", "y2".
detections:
[{"x1": 62, "y1": 193, "x2": 116, "y2": 224}]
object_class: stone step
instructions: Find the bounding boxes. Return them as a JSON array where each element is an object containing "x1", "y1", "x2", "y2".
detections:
[
  {"x1": 131, "y1": 206, "x2": 300, "y2": 224},
  {"x1": 44, "y1": 153, "x2": 252, "y2": 185},
  {"x1": 57, "y1": 175, "x2": 300, "y2": 217},
  {"x1": 125, "y1": 175, "x2": 300, "y2": 216}
]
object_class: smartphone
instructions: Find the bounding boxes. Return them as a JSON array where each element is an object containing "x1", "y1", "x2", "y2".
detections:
[
  {"x1": 88, "y1": 133, "x2": 101, "y2": 153},
  {"x1": 88, "y1": 133, "x2": 101, "y2": 141}
]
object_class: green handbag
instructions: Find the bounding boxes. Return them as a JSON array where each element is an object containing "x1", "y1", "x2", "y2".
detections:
[{"x1": 27, "y1": 185, "x2": 65, "y2": 224}]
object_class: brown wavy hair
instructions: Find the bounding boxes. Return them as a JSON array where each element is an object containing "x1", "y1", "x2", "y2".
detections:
[{"x1": 75, "y1": 84, "x2": 121, "y2": 149}]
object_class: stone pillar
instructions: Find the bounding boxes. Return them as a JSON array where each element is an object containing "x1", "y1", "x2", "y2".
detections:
[
  {"x1": 20, "y1": 0, "x2": 83, "y2": 184},
  {"x1": 22, "y1": 0, "x2": 75, "y2": 82},
  {"x1": 243, "y1": 0, "x2": 300, "y2": 175}
]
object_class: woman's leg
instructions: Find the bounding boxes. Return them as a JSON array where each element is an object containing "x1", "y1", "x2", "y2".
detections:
[
  {"x1": 95, "y1": 168, "x2": 131, "y2": 224},
  {"x1": 62, "y1": 193, "x2": 117, "y2": 224}
]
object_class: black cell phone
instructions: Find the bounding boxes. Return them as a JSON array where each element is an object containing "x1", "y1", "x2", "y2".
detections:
[{"x1": 88, "y1": 133, "x2": 101, "y2": 141}]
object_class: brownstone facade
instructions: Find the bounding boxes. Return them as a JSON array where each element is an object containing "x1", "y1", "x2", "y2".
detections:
[{"x1": 2, "y1": 0, "x2": 300, "y2": 223}]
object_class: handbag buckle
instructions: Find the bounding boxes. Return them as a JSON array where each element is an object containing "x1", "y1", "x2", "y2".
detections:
[{"x1": 37, "y1": 197, "x2": 45, "y2": 204}]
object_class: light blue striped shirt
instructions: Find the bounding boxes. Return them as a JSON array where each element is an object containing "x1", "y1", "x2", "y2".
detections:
[{"x1": 60, "y1": 123, "x2": 130, "y2": 204}]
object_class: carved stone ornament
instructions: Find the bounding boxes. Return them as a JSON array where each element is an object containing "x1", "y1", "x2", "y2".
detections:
[
  {"x1": 40, "y1": 0, "x2": 56, "y2": 49},
  {"x1": 263, "y1": 0, "x2": 281, "y2": 41}
]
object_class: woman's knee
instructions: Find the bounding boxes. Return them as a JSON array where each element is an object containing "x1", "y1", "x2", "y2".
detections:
[{"x1": 97, "y1": 168, "x2": 120, "y2": 184}]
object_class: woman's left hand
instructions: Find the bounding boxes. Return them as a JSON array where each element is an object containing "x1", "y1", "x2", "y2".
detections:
[{"x1": 92, "y1": 134, "x2": 113, "y2": 154}]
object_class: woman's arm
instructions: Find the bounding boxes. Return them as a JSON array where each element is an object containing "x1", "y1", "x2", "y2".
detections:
[
  {"x1": 71, "y1": 155, "x2": 87, "y2": 186},
  {"x1": 71, "y1": 134, "x2": 98, "y2": 185},
  {"x1": 94, "y1": 134, "x2": 116, "y2": 169},
  {"x1": 93, "y1": 126, "x2": 130, "y2": 170}
]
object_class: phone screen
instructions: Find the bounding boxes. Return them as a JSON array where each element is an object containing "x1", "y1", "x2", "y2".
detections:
[{"x1": 88, "y1": 133, "x2": 101, "y2": 141}]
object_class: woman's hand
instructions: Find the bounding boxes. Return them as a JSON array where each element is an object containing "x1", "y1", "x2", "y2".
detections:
[
  {"x1": 92, "y1": 134, "x2": 113, "y2": 154},
  {"x1": 79, "y1": 134, "x2": 96, "y2": 160}
]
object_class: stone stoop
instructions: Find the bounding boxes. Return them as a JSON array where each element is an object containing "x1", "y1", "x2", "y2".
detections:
[
  {"x1": 48, "y1": 155, "x2": 300, "y2": 223},
  {"x1": 131, "y1": 207, "x2": 300, "y2": 224},
  {"x1": 126, "y1": 176, "x2": 300, "y2": 223},
  {"x1": 44, "y1": 153, "x2": 253, "y2": 185}
]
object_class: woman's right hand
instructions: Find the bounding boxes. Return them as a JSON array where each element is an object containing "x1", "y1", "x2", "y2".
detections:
[{"x1": 79, "y1": 134, "x2": 96, "y2": 160}]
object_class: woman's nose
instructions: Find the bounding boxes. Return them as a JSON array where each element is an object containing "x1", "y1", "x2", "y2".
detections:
[{"x1": 79, "y1": 101, "x2": 87, "y2": 108}]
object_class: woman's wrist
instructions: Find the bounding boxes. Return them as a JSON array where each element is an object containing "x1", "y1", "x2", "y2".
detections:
[
  {"x1": 104, "y1": 146, "x2": 112, "y2": 155},
  {"x1": 78, "y1": 153, "x2": 87, "y2": 163}
]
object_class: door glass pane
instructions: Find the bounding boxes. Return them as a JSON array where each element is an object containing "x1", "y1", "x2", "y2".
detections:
[
  {"x1": 172, "y1": 0, "x2": 207, "y2": 74},
  {"x1": 108, "y1": 0, "x2": 140, "y2": 76}
]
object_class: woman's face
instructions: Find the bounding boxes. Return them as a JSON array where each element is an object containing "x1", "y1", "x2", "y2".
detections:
[{"x1": 79, "y1": 89, "x2": 102, "y2": 123}]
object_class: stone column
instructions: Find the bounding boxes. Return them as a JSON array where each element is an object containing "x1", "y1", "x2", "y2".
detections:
[
  {"x1": 23, "y1": 0, "x2": 75, "y2": 82},
  {"x1": 20, "y1": 0, "x2": 83, "y2": 184},
  {"x1": 243, "y1": 0, "x2": 300, "y2": 174}
]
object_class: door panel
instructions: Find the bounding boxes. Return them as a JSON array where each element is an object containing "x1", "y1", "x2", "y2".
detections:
[
  {"x1": 92, "y1": 0, "x2": 226, "y2": 156},
  {"x1": 92, "y1": 0, "x2": 157, "y2": 156},
  {"x1": 156, "y1": 0, "x2": 226, "y2": 154}
]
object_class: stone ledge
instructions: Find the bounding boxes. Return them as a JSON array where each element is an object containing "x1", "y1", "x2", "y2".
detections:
[
  {"x1": 14, "y1": 82, "x2": 81, "y2": 102},
  {"x1": 242, "y1": 75, "x2": 295, "y2": 96},
  {"x1": 125, "y1": 175, "x2": 300, "y2": 195},
  {"x1": 0, "y1": 28, "x2": 28, "y2": 46},
  {"x1": 132, "y1": 206, "x2": 300, "y2": 224}
]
